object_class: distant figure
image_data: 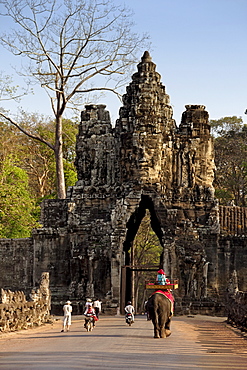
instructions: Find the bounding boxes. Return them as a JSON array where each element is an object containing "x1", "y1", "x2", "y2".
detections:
[
  {"x1": 124, "y1": 301, "x2": 135, "y2": 323},
  {"x1": 84, "y1": 302, "x2": 95, "y2": 316},
  {"x1": 156, "y1": 269, "x2": 168, "y2": 285},
  {"x1": 85, "y1": 298, "x2": 92, "y2": 308},
  {"x1": 84, "y1": 302, "x2": 98, "y2": 327},
  {"x1": 93, "y1": 299, "x2": 102, "y2": 319},
  {"x1": 144, "y1": 300, "x2": 150, "y2": 320},
  {"x1": 61, "y1": 300, "x2": 72, "y2": 332}
]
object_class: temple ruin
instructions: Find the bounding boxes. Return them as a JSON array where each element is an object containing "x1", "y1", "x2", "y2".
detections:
[
  {"x1": 0, "y1": 51, "x2": 247, "y2": 315},
  {"x1": 0, "y1": 273, "x2": 51, "y2": 332}
]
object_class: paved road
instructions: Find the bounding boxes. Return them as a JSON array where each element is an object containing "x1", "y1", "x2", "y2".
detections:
[{"x1": 0, "y1": 315, "x2": 246, "y2": 369}]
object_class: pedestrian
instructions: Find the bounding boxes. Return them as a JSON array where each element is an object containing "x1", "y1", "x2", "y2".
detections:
[
  {"x1": 93, "y1": 298, "x2": 102, "y2": 319},
  {"x1": 144, "y1": 300, "x2": 150, "y2": 320},
  {"x1": 61, "y1": 300, "x2": 72, "y2": 332}
]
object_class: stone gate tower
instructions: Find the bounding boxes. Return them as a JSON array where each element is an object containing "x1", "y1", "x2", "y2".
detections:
[
  {"x1": 2, "y1": 51, "x2": 247, "y2": 315},
  {"x1": 36, "y1": 51, "x2": 220, "y2": 313}
]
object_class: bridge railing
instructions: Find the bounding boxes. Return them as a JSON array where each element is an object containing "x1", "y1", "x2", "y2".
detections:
[
  {"x1": 0, "y1": 273, "x2": 51, "y2": 333},
  {"x1": 219, "y1": 206, "x2": 247, "y2": 235}
]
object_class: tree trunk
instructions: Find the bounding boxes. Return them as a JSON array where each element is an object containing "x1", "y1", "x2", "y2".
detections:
[{"x1": 55, "y1": 114, "x2": 66, "y2": 199}]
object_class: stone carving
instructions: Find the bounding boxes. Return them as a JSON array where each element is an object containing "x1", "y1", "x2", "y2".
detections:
[
  {"x1": 228, "y1": 270, "x2": 239, "y2": 294},
  {"x1": 201, "y1": 261, "x2": 210, "y2": 298},
  {"x1": 226, "y1": 290, "x2": 247, "y2": 331},
  {"x1": 0, "y1": 51, "x2": 247, "y2": 316},
  {"x1": 64, "y1": 51, "x2": 219, "y2": 312}
]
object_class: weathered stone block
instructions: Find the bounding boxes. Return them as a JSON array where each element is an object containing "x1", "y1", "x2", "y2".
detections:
[
  {"x1": 0, "y1": 273, "x2": 51, "y2": 333},
  {"x1": 0, "y1": 51, "x2": 246, "y2": 316}
]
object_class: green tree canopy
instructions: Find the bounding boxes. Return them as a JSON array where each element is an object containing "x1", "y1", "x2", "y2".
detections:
[
  {"x1": 132, "y1": 210, "x2": 162, "y2": 312},
  {"x1": 210, "y1": 116, "x2": 247, "y2": 206},
  {"x1": 0, "y1": 114, "x2": 78, "y2": 200},
  {"x1": 0, "y1": 155, "x2": 38, "y2": 238},
  {"x1": 210, "y1": 116, "x2": 243, "y2": 137},
  {"x1": 133, "y1": 211, "x2": 162, "y2": 267},
  {"x1": 0, "y1": 113, "x2": 78, "y2": 236}
]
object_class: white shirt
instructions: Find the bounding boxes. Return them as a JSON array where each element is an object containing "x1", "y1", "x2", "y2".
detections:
[
  {"x1": 93, "y1": 300, "x2": 102, "y2": 310},
  {"x1": 63, "y1": 304, "x2": 72, "y2": 316},
  {"x1": 125, "y1": 304, "x2": 134, "y2": 314}
]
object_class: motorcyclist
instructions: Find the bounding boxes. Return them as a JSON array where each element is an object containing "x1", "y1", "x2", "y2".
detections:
[
  {"x1": 84, "y1": 302, "x2": 97, "y2": 327},
  {"x1": 124, "y1": 301, "x2": 135, "y2": 323}
]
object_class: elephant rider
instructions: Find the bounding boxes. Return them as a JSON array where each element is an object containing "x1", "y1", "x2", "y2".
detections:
[
  {"x1": 124, "y1": 301, "x2": 135, "y2": 322},
  {"x1": 84, "y1": 302, "x2": 98, "y2": 327},
  {"x1": 156, "y1": 269, "x2": 168, "y2": 285}
]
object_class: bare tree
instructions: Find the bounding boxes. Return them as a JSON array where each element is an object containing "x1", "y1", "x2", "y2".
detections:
[
  {"x1": 0, "y1": 71, "x2": 28, "y2": 102},
  {"x1": 0, "y1": 0, "x2": 148, "y2": 198}
]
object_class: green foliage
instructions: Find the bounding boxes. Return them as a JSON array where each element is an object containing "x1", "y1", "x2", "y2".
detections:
[
  {"x1": 0, "y1": 113, "x2": 78, "y2": 235},
  {"x1": 132, "y1": 210, "x2": 162, "y2": 312},
  {"x1": 211, "y1": 116, "x2": 247, "y2": 206},
  {"x1": 133, "y1": 212, "x2": 162, "y2": 266},
  {"x1": 0, "y1": 155, "x2": 38, "y2": 238},
  {"x1": 3, "y1": 114, "x2": 78, "y2": 199},
  {"x1": 62, "y1": 118, "x2": 78, "y2": 189},
  {"x1": 62, "y1": 119, "x2": 79, "y2": 162},
  {"x1": 214, "y1": 188, "x2": 233, "y2": 205},
  {"x1": 0, "y1": 72, "x2": 19, "y2": 100},
  {"x1": 210, "y1": 116, "x2": 243, "y2": 137},
  {"x1": 64, "y1": 160, "x2": 77, "y2": 189}
]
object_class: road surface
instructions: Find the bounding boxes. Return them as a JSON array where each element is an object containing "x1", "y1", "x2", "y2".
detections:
[{"x1": 0, "y1": 315, "x2": 246, "y2": 369}]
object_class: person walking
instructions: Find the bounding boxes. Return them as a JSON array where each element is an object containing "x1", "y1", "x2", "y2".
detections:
[
  {"x1": 61, "y1": 300, "x2": 72, "y2": 332},
  {"x1": 93, "y1": 299, "x2": 102, "y2": 319}
]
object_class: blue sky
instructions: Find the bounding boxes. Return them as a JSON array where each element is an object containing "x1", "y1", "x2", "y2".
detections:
[
  {"x1": 117, "y1": 0, "x2": 247, "y2": 124},
  {"x1": 0, "y1": 0, "x2": 246, "y2": 125}
]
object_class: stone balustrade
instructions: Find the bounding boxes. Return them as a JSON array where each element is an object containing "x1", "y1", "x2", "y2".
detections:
[
  {"x1": 219, "y1": 206, "x2": 247, "y2": 235},
  {"x1": 226, "y1": 291, "x2": 247, "y2": 332},
  {"x1": 0, "y1": 273, "x2": 51, "y2": 333}
]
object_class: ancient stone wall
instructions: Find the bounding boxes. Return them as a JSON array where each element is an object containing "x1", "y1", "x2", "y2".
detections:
[
  {"x1": 40, "y1": 199, "x2": 69, "y2": 228},
  {"x1": 0, "y1": 238, "x2": 33, "y2": 293},
  {"x1": 218, "y1": 236, "x2": 247, "y2": 293},
  {"x1": 53, "y1": 52, "x2": 217, "y2": 313},
  {"x1": 226, "y1": 290, "x2": 247, "y2": 332},
  {"x1": 0, "y1": 51, "x2": 246, "y2": 316},
  {"x1": 0, "y1": 273, "x2": 51, "y2": 332},
  {"x1": 32, "y1": 228, "x2": 71, "y2": 310}
]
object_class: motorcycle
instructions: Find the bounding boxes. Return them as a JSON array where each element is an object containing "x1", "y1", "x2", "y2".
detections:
[
  {"x1": 125, "y1": 313, "x2": 134, "y2": 326},
  {"x1": 84, "y1": 316, "x2": 95, "y2": 331}
]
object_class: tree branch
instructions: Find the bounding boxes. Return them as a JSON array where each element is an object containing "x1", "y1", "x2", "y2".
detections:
[
  {"x1": 75, "y1": 87, "x2": 122, "y2": 100},
  {"x1": 0, "y1": 112, "x2": 55, "y2": 151}
]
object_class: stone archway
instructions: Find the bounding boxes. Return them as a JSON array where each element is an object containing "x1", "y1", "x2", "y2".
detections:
[
  {"x1": 33, "y1": 51, "x2": 221, "y2": 314},
  {"x1": 120, "y1": 194, "x2": 166, "y2": 313},
  {"x1": 109, "y1": 189, "x2": 210, "y2": 314},
  {"x1": 1, "y1": 52, "x2": 247, "y2": 316}
]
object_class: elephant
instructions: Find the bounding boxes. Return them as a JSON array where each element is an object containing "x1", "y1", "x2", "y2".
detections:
[{"x1": 146, "y1": 292, "x2": 173, "y2": 338}]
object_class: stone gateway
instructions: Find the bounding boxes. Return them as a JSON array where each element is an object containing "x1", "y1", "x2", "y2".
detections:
[{"x1": 0, "y1": 52, "x2": 247, "y2": 315}]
